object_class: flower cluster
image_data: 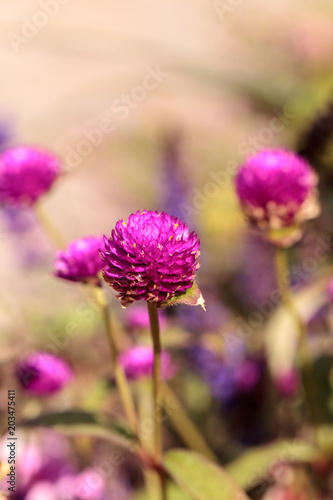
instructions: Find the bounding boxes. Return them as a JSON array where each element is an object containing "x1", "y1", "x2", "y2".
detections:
[
  {"x1": 101, "y1": 210, "x2": 200, "y2": 307},
  {"x1": 235, "y1": 149, "x2": 320, "y2": 245},
  {"x1": 16, "y1": 351, "x2": 73, "y2": 396},
  {"x1": 0, "y1": 145, "x2": 61, "y2": 206},
  {"x1": 54, "y1": 236, "x2": 104, "y2": 285},
  {"x1": 119, "y1": 346, "x2": 177, "y2": 381}
]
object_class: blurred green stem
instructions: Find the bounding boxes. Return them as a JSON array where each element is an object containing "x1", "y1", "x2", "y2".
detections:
[
  {"x1": 34, "y1": 203, "x2": 65, "y2": 248},
  {"x1": 275, "y1": 247, "x2": 311, "y2": 363},
  {"x1": 163, "y1": 383, "x2": 217, "y2": 462},
  {"x1": 275, "y1": 246, "x2": 319, "y2": 423},
  {"x1": 147, "y1": 302, "x2": 167, "y2": 500},
  {"x1": 95, "y1": 287, "x2": 139, "y2": 438}
]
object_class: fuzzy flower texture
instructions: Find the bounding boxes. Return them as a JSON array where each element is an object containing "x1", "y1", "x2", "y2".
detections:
[
  {"x1": 54, "y1": 236, "x2": 104, "y2": 285},
  {"x1": 236, "y1": 149, "x2": 320, "y2": 245},
  {"x1": 101, "y1": 210, "x2": 200, "y2": 307},
  {"x1": 0, "y1": 145, "x2": 61, "y2": 206}
]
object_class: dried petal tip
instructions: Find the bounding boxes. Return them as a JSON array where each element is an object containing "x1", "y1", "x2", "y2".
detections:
[
  {"x1": 16, "y1": 351, "x2": 73, "y2": 396},
  {"x1": 101, "y1": 210, "x2": 201, "y2": 307},
  {"x1": 0, "y1": 145, "x2": 61, "y2": 206},
  {"x1": 235, "y1": 149, "x2": 321, "y2": 247},
  {"x1": 54, "y1": 236, "x2": 104, "y2": 285}
]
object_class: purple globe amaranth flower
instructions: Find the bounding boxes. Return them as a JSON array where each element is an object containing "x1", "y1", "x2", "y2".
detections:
[
  {"x1": 54, "y1": 236, "x2": 104, "y2": 285},
  {"x1": 0, "y1": 145, "x2": 61, "y2": 206},
  {"x1": 119, "y1": 346, "x2": 177, "y2": 381},
  {"x1": 235, "y1": 149, "x2": 320, "y2": 246},
  {"x1": 101, "y1": 210, "x2": 204, "y2": 308},
  {"x1": 16, "y1": 351, "x2": 73, "y2": 396}
]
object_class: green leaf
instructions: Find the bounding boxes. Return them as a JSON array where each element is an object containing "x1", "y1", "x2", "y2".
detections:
[
  {"x1": 227, "y1": 440, "x2": 317, "y2": 490},
  {"x1": 134, "y1": 483, "x2": 192, "y2": 500},
  {"x1": 164, "y1": 449, "x2": 250, "y2": 500},
  {"x1": 22, "y1": 410, "x2": 136, "y2": 451},
  {"x1": 163, "y1": 282, "x2": 205, "y2": 309}
]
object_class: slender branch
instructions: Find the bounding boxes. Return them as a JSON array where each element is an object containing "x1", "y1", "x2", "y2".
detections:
[
  {"x1": 95, "y1": 287, "x2": 139, "y2": 437},
  {"x1": 275, "y1": 247, "x2": 320, "y2": 423},
  {"x1": 147, "y1": 302, "x2": 167, "y2": 500},
  {"x1": 163, "y1": 383, "x2": 217, "y2": 462},
  {"x1": 34, "y1": 203, "x2": 65, "y2": 248}
]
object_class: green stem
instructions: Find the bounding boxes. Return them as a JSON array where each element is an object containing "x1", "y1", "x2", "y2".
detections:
[
  {"x1": 275, "y1": 247, "x2": 320, "y2": 423},
  {"x1": 95, "y1": 287, "x2": 139, "y2": 437},
  {"x1": 163, "y1": 383, "x2": 217, "y2": 461},
  {"x1": 34, "y1": 203, "x2": 65, "y2": 248},
  {"x1": 147, "y1": 302, "x2": 167, "y2": 500}
]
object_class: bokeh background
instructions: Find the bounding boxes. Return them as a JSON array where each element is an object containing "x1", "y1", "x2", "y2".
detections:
[{"x1": 2, "y1": 1, "x2": 333, "y2": 499}]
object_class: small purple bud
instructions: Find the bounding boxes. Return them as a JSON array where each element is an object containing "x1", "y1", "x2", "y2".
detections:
[
  {"x1": 235, "y1": 149, "x2": 320, "y2": 246},
  {"x1": 119, "y1": 346, "x2": 177, "y2": 381},
  {"x1": 0, "y1": 145, "x2": 61, "y2": 206},
  {"x1": 275, "y1": 369, "x2": 299, "y2": 398},
  {"x1": 54, "y1": 236, "x2": 104, "y2": 285},
  {"x1": 16, "y1": 351, "x2": 73, "y2": 396}
]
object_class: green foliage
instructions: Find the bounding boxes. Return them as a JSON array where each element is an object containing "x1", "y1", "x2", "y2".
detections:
[{"x1": 164, "y1": 449, "x2": 250, "y2": 500}]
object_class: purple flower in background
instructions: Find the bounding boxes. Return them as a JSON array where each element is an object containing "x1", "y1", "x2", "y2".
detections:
[
  {"x1": 188, "y1": 346, "x2": 261, "y2": 403},
  {"x1": 125, "y1": 304, "x2": 167, "y2": 331},
  {"x1": 54, "y1": 236, "x2": 104, "y2": 285},
  {"x1": 74, "y1": 468, "x2": 106, "y2": 500},
  {"x1": 158, "y1": 131, "x2": 190, "y2": 224},
  {"x1": 275, "y1": 369, "x2": 299, "y2": 398},
  {"x1": 0, "y1": 145, "x2": 61, "y2": 206},
  {"x1": 235, "y1": 149, "x2": 320, "y2": 246},
  {"x1": 120, "y1": 346, "x2": 177, "y2": 381},
  {"x1": 101, "y1": 210, "x2": 201, "y2": 308},
  {"x1": 16, "y1": 351, "x2": 73, "y2": 396}
]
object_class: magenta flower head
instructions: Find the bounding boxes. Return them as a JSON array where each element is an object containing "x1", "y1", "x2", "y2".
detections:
[
  {"x1": 0, "y1": 145, "x2": 61, "y2": 206},
  {"x1": 16, "y1": 351, "x2": 73, "y2": 396},
  {"x1": 235, "y1": 149, "x2": 320, "y2": 246},
  {"x1": 54, "y1": 236, "x2": 104, "y2": 285},
  {"x1": 101, "y1": 210, "x2": 204, "y2": 308},
  {"x1": 120, "y1": 346, "x2": 177, "y2": 381}
]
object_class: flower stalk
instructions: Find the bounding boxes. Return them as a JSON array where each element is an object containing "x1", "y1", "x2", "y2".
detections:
[
  {"x1": 94, "y1": 286, "x2": 139, "y2": 437},
  {"x1": 147, "y1": 302, "x2": 167, "y2": 500}
]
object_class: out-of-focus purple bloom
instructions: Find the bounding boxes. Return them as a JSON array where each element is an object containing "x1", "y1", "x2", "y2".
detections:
[
  {"x1": 54, "y1": 236, "x2": 104, "y2": 285},
  {"x1": 158, "y1": 131, "x2": 190, "y2": 224},
  {"x1": 120, "y1": 346, "x2": 177, "y2": 381},
  {"x1": 124, "y1": 304, "x2": 167, "y2": 332},
  {"x1": 235, "y1": 149, "x2": 320, "y2": 245},
  {"x1": 0, "y1": 146, "x2": 61, "y2": 206},
  {"x1": 101, "y1": 210, "x2": 200, "y2": 308},
  {"x1": 188, "y1": 346, "x2": 261, "y2": 403},
  {"x1": 234, "y1": 360, "x2": 261, "y2": 392},
  {"x1": 275, "y1": 369, "x2": 299, "y2": 398},
  {"x1": 74, "y1": 468, "x2": 106, "y2": 500},
  {"x1": 16, "y1": 351, "x2": 73, "y2": 396}
]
